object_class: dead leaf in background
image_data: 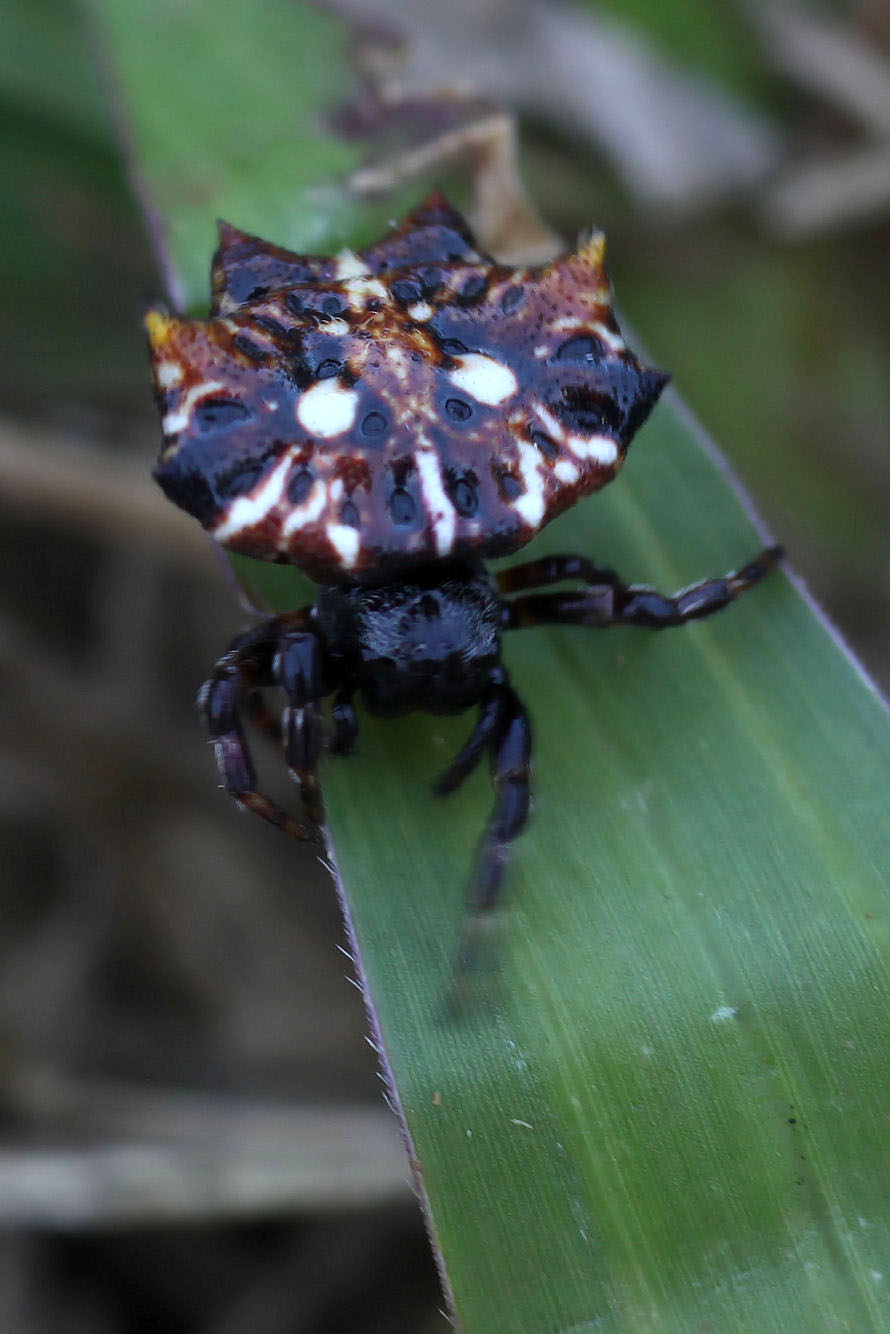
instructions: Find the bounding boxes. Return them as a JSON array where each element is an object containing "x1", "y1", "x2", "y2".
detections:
[{"x1": 336, "y1": 0, "x2": 781, "y2": 209}]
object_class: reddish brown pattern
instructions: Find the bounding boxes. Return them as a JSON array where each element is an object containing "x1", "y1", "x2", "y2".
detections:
[{"x1": 147, "y1": 192, "x2": 667, "y2": 583}]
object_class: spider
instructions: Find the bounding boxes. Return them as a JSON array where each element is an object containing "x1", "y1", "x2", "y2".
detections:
[{"x1": 146, "y1": 192, "x2": 781, "y2": 914}]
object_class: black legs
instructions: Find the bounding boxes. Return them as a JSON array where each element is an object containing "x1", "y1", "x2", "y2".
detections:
[
  {"x1": 436, "y1": 681, "x2": 532, "y2": 918},
  {"x1": 198, "y1": 614, "x2": 332, "y2": 841},
  {"x1": 197, "y1": 545, "x2": 781, "y2": 949},
  {"x1": 501, "y1": 547, "x2": 782, "y2": 631}
]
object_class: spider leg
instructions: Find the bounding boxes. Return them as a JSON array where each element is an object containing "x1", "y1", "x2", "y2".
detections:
[
  {"x1": 330, "y1": 685, "x2": 360, "y2": 757},
  {"x1": 497, "y1": 553, "x2": 623, "y2": 595},
  {"x1": 274, "y1": 628, "x2": 327, "y2": 826},
  {"x1": 467, "y1": 685, "x2": 533, "y2": 917},
  {"x1": 242, "y1": 690, "x2": 283, "y2": 743},
  {"x1": 502, "y1": 546, "x2": 782, "y2": 631},
  {"x1": 433, "y1": 678, "x2": 507, "y2": 797},
  {"x1": 199, "y1": 618, "x2": 318, "y2": 839}
]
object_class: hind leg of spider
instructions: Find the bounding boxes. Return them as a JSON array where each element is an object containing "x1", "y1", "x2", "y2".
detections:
[
  {"x1": 199, "y1": 616, "x2": 321, "y2": 841},
  {"x1": 502, "y1": 546, "x2": 783, "y2": 631}
]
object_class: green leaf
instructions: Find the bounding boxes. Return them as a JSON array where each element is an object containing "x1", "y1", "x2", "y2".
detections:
[
  {"x1": 326, "y1": 403, "x2": 890, "y2": 1330},
  {"x1": 0, "y1": 1, "x2": 151, "y2": 411},
  {"x1": 87, "y1": 0, "x2": 419, "y2": 312},
  {"x1": 90, "y1": 2, "x2": 890, "y2": 1328}
]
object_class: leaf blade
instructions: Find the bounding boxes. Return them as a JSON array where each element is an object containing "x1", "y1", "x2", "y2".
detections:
[
  {"x1": 90, "y1": 3, "x2": 890, "y2": 1327},
  {"x1": 325, "y1": 397, "x2": 890, "y2": 1329}
]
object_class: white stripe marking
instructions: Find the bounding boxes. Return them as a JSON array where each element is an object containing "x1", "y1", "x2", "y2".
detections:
[
  {"x1": 591, "y1": 322, "x2": 626, "y2": 352},
  {"x1": 213, "y1": 453, "x2": 292, "y2": 542},
  {"x1": 532, "y1": 403, "x2": 566, "y2": 442},
  {"x1": 282, "y1": 478, "x2": 328, "y2": 536},
  {"x1": 162, "y1": 379, "x2": 228, "y2": 436},
  {"x1": 512, "y1": 442, "x2": 547, "y2": 527},
  {"x1": 415, "y1": 450, "x2": 456, "y2": 556}
]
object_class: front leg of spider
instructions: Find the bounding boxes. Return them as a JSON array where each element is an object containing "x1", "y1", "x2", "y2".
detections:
[
  {"x1": 199, "y1": 615, "x2": 332, "y2": 842},
  {"x1": 275, "y1": 626, "x2": 327, "y2": 825}
]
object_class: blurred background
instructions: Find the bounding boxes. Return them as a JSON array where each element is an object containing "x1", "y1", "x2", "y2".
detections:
[{"x1": 2, "y1": 0, "x2": 888, "y2": 1328}]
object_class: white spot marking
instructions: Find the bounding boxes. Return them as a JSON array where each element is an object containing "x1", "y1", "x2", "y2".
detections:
[
  {"x1": 565, "y1": 432, "x2": 619, "y2": 466},
  {"x1": 710, "y1": 1005, "x2": 738, "y2": 1024},
  {"x1": 553, "y1": 458, "x2": 579, "y2": 484},
  {"x1": 512, "y1": 441, "x2": 546, "y2": 527},
  {"x1": 415, "y1": 449, "x2": 456, "y2": 556},
  {"x1": 510, "y1": 1119, "x2": 534, "y2": 1130},
  {"x1": 282, "y1": 479, "x2": 328, "y2": 536},
  {"x1": 329, "y1": 478, "x2": 344, "y2": 503},
  {"x1": 383, "y1": 345, "x2": 410, "y2": 382},
  {"x1": 407, "y1": 301, "x2": 433, "y2": 322},
  {"x1": 327, "y1": 523, "x2": 361, "y2": 567},
  {"x1": 641, "y1": 1044, "x2": 655, "y2": 1058},
  {"x1": 335, "y1": 249, "x2": 370, "y2": 280},
  {"x1": 297, "y1": 380, "x2": 358, "y2": 437},
  {"x1": 534, "y1": 345, "x2": 549, "y2": 358},
  {"x1": 319, "y1": 317, "x2": 349, "y2": 336},
  {"x1": 213, "y1": 453, "x2": 292, "y2": 542},
  {"x1": 162, "y1": 379, "x2": 228, "y2": 436},
  {"x1": 448, "y1": 353, "x2": 518, "y2": 406},
  {"x1": 344, "y1": 274, "x2": 387, "y2": 302},
  {"x1": 872, "y1": 1271, "x2": 884, "y2": 1282},
  {"x1": 157, "y1": 360, "x2": 183, "y2": 389}
]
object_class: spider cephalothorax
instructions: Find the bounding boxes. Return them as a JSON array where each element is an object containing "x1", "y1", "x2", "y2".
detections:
[{"x1": 147, "y1": 192, "x2": 780, "y2": 913}]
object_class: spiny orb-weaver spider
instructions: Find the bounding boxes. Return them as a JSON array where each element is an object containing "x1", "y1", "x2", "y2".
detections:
[{"x1": 146, "y1": 192, "x2": 781, "y2": 914}]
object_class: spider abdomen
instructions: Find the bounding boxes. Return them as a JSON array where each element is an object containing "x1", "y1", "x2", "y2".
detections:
[{"x1": 146, "y1": 193, "x2": 667, "y2": 585}]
